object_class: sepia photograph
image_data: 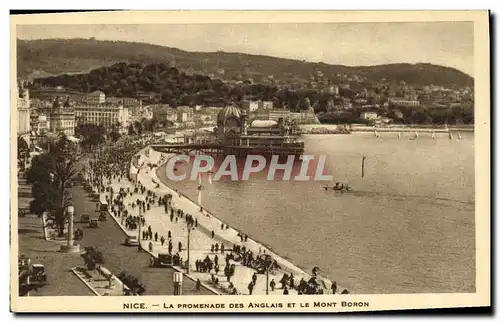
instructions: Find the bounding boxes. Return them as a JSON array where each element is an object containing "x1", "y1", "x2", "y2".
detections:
[{"x1": 10, "y1": 10, "x2": 490, "y2": 313}]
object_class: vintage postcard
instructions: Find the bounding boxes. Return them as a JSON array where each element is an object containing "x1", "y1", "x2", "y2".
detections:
[{"x1": 10, "y1": 10, "x2": 490, "y2": 313}]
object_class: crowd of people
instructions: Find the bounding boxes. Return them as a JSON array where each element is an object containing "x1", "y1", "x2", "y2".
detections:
[{"x1": 82, "y1": 135, "x2": 350, "y2": 296}]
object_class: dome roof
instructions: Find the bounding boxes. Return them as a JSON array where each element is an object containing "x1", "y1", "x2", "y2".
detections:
[
  {"x1": 217, "y1": 106, "x2": 241, "y2": 125},
  {"x1": 250, "y1": 120, "x2": 278, "y2": 128}
]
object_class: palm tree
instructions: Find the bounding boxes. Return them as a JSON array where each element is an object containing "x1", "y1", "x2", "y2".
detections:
[{"x1": 27, "y1": 136, "x2": 79, "y2": 237}]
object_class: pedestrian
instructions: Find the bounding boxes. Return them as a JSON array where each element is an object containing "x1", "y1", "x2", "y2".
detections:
[
  {"x1": 160, "y1": 236, "x2": 165, "y2": 246},
  {"x1": 221, "y1": 223, "x2": 224, "y2": 230},
  {"x1": 195, "y1": 218, "x2": 198, "y2": 227},
  {"x1": 178, "y1": 241, "x2": 182, "y2": 252},
  {"x1": 220, "y1": 243, "x2": 224, "y2": 253},
  {"x1": 283, "y1": 287, "x2": 289, "y2": 295},
  {"x1": 331, "y1": 281, "x2": 337, "y2": 294},
  {"x1": 270, "y1": 279, "x2": 276, "y2": 292},
  {"x1": 252, "y1": 272, "x2": 257, "y2": 285},
  {"x1": 211, "y1": 230, "x2": 215, "y2": 238},
  {"x1": 154, "y1": 232, "x2": 158, "y2": 242},
  {"x1": 248, "y1": 281, "x2": 254, "y2": 295},
  {"x1": 168, "y1": 230, "x2": 171, "y2": 239},
  {"x1": 211, "y1": 244, "x2": 214, "y2": 253},
  {"x1": 214, "y1": 243, "x2": 219, "y2": 252},
  {"x1": 196, "y1": 279, "x2": 201, "y2": 291},
  {"x1": 168, "y1": 241, "x2": 173, "y2": 254}
]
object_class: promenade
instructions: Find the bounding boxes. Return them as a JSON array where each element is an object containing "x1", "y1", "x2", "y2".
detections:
[
  {"x1": 96, "y1": 146, "x2": 341, "y2": 296},
  {"x1": 18, "y1": 177, "x2": 210, "y2": 296}
]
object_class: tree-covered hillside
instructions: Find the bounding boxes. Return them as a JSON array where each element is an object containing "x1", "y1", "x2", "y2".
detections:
[{"x1": 17, "y1": 38, "x2": 474, "y2": 87}]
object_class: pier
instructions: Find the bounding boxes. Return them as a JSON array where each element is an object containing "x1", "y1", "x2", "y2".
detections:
[{"x1": 151, "y1": 143, "x2": 305, "y2": 157}]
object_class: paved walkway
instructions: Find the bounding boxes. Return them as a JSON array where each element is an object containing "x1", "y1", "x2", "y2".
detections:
[
  {"x1": 71, "y1": 266, "x2": 128, "y2": 296},
  {"x1": 17, "y1": 178, "x2": 94, "y2": 297},
  {"x1": 94, "y1": 147, "x2": 338, "y2": 295},
  {"x1": 17, "y1": 176, "x2": 212, "y2": 296}
]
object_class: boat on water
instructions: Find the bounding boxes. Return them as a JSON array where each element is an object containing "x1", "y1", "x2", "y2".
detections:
[{"x1": 323, "y1": 183, "x2": 352, "y2": 192}]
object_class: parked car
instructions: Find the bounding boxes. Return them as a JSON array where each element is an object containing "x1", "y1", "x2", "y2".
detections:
[
  {"x1": 155, "y1": 253, "x2": 173, "y2": 267},
  {"x1": 80, "y1": 214, "x2": 90, "y2": 223},
  {"x1": 98, "y1": 212, "x2": 107, "y2": 221},
  {"x1": 124, "y1": 236, "x2": 139, "y2": 246},
  {"x1": 30, "y1": 264, "x2": 47, "y2": 284},
  {"x1": 89, "y1": 218, "x2": 99, "y2": 228}
]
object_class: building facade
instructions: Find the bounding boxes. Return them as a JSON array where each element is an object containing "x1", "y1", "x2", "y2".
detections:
[
  {"x1": 388, "y1": 98, "x2": 421, "y2": 107},
  {"x1": 360, "y1": 111, "x2": 379, "y2": 120},
  {"x1": 84, "y1": 91, "x2": 106, "y2": 104},
  {"x1": 176, "y1": 106, "x2": 194, "y2": 123},
  {"x1": 74, "y1": 103, "x2": 128, "y2": 127},
  {"x1": 258, "y1": 101, "x2": 273, "y2": 110},
  {"x1": 50, "y1": 97, "x2": 75, "y2": 136},
  {"x1": 16, "y1": 85, "x2": 31, "y2": 136},
  {"x1": 153, "y1": 106, "x2": 178, "y2": 125},
  {"x1": 242, "y1": 100, "x2": 259, "y2": 112}
]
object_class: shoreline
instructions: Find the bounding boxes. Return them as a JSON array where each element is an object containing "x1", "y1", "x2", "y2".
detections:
[
  {"x1": 301, "y1": 124, "x2": 475, "y2": 134},
  {"x1": 134, "y1": 147, "x2": 341, "y2": 294}
]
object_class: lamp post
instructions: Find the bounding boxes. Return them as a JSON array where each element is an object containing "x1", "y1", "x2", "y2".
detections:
[
  {"x1": 137, "y1": 206, "x2": 142, "y2": 252},
  {"x1": 186, "y1": 220, "x2": 194, "y2": 274},
  {"x1": 265, "y1": 255, "x2": 272, "y2": 295}
]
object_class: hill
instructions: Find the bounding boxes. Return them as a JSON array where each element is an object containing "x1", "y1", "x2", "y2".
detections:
[{"x1": 17, "y1": 38, "x2": 474, "y2": 87}]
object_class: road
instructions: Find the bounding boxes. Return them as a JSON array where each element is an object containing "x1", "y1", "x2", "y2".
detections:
[
  {"x1": 17, "y1": 178, "x2": 213, "y2": 296},
  {"x1": 70, "y1": 184, "x2": 214, "y2": 296}
]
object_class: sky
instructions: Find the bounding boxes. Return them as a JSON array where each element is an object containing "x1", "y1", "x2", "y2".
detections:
[{"x1": 16, "y1": 22, "x2": 474, "y2": 77}]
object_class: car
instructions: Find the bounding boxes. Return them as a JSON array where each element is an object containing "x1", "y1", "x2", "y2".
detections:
[
  {"x1": 155, "y1": 253, "x2": 173, "y2": 267},
  {"x1": 89, "y1": 218, "x2": 99, "y2": 228},
  {"x1": 98, "y1": 212, "x2": 107, "y2": 221},
  {"x1": 30, "y1": 264, "x2": 47, "y2": 284},
  {"x1": 80, "y1": 214, "x2": 90, "y2": 223},
  {"x1": 124, "y1": 236, "x2": 140, "y2": 246}
]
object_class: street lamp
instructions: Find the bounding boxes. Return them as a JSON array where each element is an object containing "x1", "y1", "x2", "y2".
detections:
[
  {"x1": 265, "y1": 255, "x2": 272, "y2": 295},
  {"x1": 186, "y1": 219, "x2": 194, "y2": 274},
  {"x1": 137, "y1": 206, "x2": 142, "y2": 252}
]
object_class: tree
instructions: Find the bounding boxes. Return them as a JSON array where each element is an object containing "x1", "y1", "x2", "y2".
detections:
[
  {"x1": 26, "y1": 137, "x2": 78, "y2": 237},
  {"x1": 81, "y1": 246, "x2": 105, "y2": 271},
  {"x1": 17, "y1": 137, "x2": 29, "y2": 172},
  {"x1": 117, "y1": 271, "x2": 146, "y2": 295}
]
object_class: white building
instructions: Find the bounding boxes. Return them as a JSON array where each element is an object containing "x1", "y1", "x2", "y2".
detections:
[
  {"x1": 328, "y1": 85, "x2": 339, "y2": 95},
  {"x1": 84, "y1": 90, "x2": 106, "y2": 104},
  {"x1": 360, "y1": 111, "x2": 379, "y2": 120},
  {"x1": 258, "y1": 101, "x2": 273, "y2": 110},
  {"x1": 74, "y1": 103, "x2": 128, "y2": 127},
  {"x1": 389, "y1": 98, "x2": 421, "y2": 107},
  {"x1": 242, "y1": 100, "x2": 259, "y2": 112},
  {"x1": 177, "y1": 106, "x2": 194, "y2": 123},
  {"x1": 16, "y1": 85, "x2": 31, "y2": 136}
]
